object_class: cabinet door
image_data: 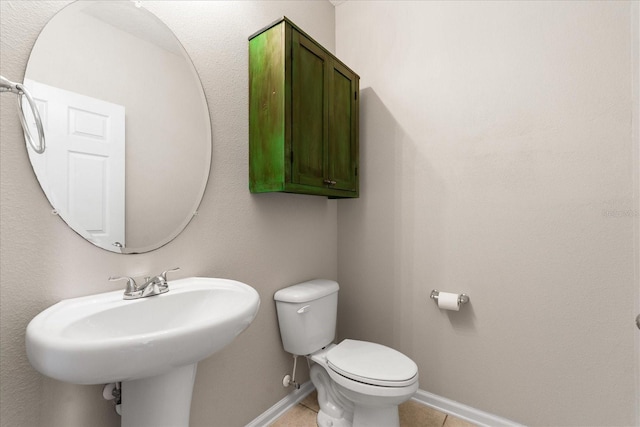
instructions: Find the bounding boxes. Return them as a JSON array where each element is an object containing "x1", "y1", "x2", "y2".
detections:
[
  {"x1": 328, "y1": 60, "x2": 358, "y2": 192},
  {"x1": 291, "y1": 30, "x2": 328, "y2": 188}
]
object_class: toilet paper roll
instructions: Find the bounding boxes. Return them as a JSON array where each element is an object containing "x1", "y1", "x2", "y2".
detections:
[{"x1": 437, "y1": 292, "x2": 460, "y2": 311}]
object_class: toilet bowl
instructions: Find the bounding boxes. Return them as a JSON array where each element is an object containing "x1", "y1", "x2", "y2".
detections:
[
  {"x1": 310, "y1": 341, "x2": 418, "y2": 427},
  {"x1": 274, "y1": 280, "x2": 419, "y2": 427}
]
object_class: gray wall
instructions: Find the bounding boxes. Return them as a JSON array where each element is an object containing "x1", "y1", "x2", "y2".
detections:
[
  {"x1": 2, "y1": 1, "x2": 639, "y2": 427},
  {"x1": 336, "y1": 1, "x2": 639, "y2": 426},
  {"x1": 0, "y1": 2, "x2": 335, "y2": 426}
]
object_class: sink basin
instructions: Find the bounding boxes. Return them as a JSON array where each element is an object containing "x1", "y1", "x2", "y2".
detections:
[{"x1": 26, "y1": 277, "x2": 260, "y2": 385}]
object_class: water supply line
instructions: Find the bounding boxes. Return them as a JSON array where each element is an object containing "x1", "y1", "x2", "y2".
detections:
[
  {"x1": 102, "y1": 382, "x2": 122, "y2": 415},
  {"x1": 282, "y1": 354, "x2": 301, "y2": 389},
  {"x1": 0, "y1": 76, "x2": 46, "y2": 154}
]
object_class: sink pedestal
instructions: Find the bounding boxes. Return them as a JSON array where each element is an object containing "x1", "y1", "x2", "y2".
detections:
[{"x1": 121, "y1": 363, "x2": 197, "y2": 427}]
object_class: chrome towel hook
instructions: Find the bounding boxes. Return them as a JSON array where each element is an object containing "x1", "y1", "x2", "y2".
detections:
[{"x1": 0, "y1": 76, "x2": 46, "y2": 154}]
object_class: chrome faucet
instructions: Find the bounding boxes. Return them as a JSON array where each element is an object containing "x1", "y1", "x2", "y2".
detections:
[{"x1": 109, "y1": 268, "x2": 180, "y2": 300}]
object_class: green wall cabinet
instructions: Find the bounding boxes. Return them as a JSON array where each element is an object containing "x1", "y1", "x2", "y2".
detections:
[{"x1": 249, "y1": 18, "x2": 360, "y2": 198}]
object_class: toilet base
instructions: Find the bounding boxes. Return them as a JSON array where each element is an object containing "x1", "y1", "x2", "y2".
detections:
[
  {"x1": 352, "y1": 404, "x2": 399, "y2": 427},
  {"x1": 310, "y1": 361, "x2": 408, "y2": 427},
  {"x1": 316, "y1": 402, "x2": 401, "y2": 427},
  {"x1": 317, "y1": 409, "x2": 351, "y2": 427}
]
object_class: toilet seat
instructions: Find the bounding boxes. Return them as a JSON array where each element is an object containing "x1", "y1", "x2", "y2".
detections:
[{"x1": 326, "y1": 340, "x2": 418, "y2": 387}]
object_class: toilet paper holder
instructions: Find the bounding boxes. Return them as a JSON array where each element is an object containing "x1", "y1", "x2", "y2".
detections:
[{"x1": 430, "y1": 290, "x2": 469, "y2": 305}]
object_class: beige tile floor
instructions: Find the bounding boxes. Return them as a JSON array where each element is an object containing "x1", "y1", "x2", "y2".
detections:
[{"x1": 270, "y1": 391, "x2": 477, "y2": 427}]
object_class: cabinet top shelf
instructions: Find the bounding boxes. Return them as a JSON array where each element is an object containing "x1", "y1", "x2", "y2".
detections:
[{"x1": 248, "y1": 16, "x2": 360, "y2": 79}]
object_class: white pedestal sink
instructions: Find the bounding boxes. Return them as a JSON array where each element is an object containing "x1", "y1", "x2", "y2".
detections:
[{"x1": 25, "y1": 277, "x2": 260, "y2": 427}]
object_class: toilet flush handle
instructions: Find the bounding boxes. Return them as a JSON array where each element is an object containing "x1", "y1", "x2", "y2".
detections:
[{"x1": 297, "y1": 305, "x2": 311, "y2": 314}]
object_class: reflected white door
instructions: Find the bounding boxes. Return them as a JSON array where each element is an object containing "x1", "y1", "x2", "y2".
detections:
[{"x1": 24, "y1": 79, "x2": 126, "y2": 249}]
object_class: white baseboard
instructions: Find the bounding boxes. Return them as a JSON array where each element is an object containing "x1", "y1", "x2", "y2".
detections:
[
  {"x1": 245, "y1": 381, "x2": 315, "y2": 427},
  {"x1": 411, "y1": 389, "x2": 526, "y2": 427},
  {"x1": 245, "y1": 384, "x2": 525, "y2": 427}
]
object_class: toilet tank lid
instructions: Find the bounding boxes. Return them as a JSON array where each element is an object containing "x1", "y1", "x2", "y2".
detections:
[{"x1": 274, "y1": 279, "x2": 339, "y2": 303}]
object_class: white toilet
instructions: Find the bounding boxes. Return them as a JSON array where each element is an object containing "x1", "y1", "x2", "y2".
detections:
[{"x1": 274, "y1": 279, "x2": 419, "y2": 427}]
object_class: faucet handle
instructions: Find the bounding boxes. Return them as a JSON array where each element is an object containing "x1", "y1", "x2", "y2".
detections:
[
  {"x1": 161, "y1": 267, "x2": 180, "y2": 281},
  {"x1": 108, "y1": 276, "x2": 137, "y2": 293}
]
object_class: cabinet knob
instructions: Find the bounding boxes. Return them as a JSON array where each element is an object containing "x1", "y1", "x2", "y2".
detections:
[{"x1": 323, "y1": 179, "x2": 337, "y2": 186}]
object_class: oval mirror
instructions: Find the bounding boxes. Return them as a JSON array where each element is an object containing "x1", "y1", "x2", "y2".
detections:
[{"x1": 22, "y1": 0, "x2": 211, "y2": 254}]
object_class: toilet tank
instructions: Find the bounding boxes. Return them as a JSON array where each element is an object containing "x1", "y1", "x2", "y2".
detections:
[{"x1": 274, "y1": 279, "x2": 339, "y2": 356}]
